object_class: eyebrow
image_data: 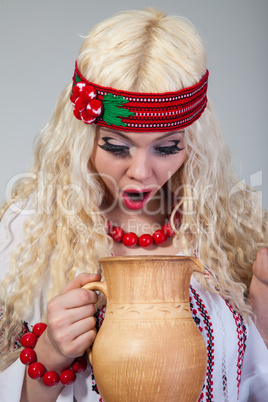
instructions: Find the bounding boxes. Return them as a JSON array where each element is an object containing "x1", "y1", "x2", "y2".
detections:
[{"x1": 99, "y1": 127, "x2": 184, "y2": 141}]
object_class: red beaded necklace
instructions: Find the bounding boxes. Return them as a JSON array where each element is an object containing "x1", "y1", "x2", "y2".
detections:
[{"x1": 106, "y1": 212, "x2": 181, "y2": 248}]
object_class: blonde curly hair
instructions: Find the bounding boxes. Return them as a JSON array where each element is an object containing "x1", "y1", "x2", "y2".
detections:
[{"x1": 0, "y1": 8, "x2": 267, "y2": 371}]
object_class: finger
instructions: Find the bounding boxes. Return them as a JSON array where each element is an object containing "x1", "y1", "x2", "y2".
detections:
[
  {"x1": 256, "y1": 247, "x2": 268, "y2": 267},
  {"x1": 56, "y1": 315, "x2": 96, "y2": 344},
  {"x1": 67, "y1": 327, "x2": 97, "y2": 357},
  {"x1": 61, "y1": 273, "x2": 101, "y2": 295},
  {"x1": 70, "y1": 315, "x2": 97, "y2": 339},
  {"x1": 58, "y1": 323, "x2": 97, "y2": 357},
  {"x1": 46, "y1": 310, "x2": 97, "y2": 353},
  {"x1": 253, "y1": 247, "x2": 268, "y2": 285},
  {"x1": 65, "y1": 302, "x2": 96, "y2": 324},
  {"x1": 49, "y1": 288, "x2": 98, "y2": 313}
]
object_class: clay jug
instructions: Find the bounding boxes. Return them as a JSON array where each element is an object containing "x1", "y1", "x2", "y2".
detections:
[{"x1": 84, "y1": 255, "x2": 207, "y2": 402}]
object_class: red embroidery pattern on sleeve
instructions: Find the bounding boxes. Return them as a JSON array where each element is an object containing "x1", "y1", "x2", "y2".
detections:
[
  {"x1": 0, "y1": 307, "x2": 30, "y2": 351},
  {"x1": 190, "y1": 286, "x2": 214, "y2": 402},
  {"x1": 224, "y1": 299, "x2": 247, "y2": 395},
  {"x1": 91, "y1": 306, "x2": 107, "y2": 398},
  {"x1": 95, "y1": 305, "x2": 106, "y2": 330}
]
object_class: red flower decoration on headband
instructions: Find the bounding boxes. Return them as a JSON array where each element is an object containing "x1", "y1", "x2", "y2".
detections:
[{"x1": 70, "y1": 82, "x2": 103, "y2": 124}]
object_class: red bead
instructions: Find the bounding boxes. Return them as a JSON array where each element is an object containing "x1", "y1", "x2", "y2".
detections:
[
  {"x1": 109, "y1": 226, "x2": 124, "y2": 242},
  {"x1": 28, "y1": 362, "x2": 46, "y2": 379},
  {"x1": 43, "y1": 371, "x2": 60, "y2": 387},
  {"x1": 72, "y1": 356, "x2": 88, "y2": 373},
  {"x1": 138, "y1": 234, "x2": 153, "y2": 248},
  {"x1": 20, "y1": 348, "x2": 37, "y2": 365},
  {"x1": 153, "y1": 230, "x2": 168, "y2": 245},
  {"x1": 122, "y1": 232, "x2": 138, "y2": 247},
  {"x1": 32, "y1": 323, "x2": 47, "y2": 338},
  {"x1": 20, "y1": 332, "x2": 38, "y2": 349},
  {"x1": 60, "y1": 369, "x2": 76, "y2": 385},
  {"x1": 162, "y1": 222, "x2": 175, "y2": 237}
]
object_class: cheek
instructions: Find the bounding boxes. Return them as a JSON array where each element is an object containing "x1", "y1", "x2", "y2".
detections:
[
  {"x1": 158, "y1": 151, "x2": 186, "y2": 180},
  {"x1": 175, "y1": 151, "x2": 186, "y2": 172},
  {"x1": 90, "y1": 152, "x2": 124, "y2": 197},
  {"x1": 91, "y1": 146, "x2": 114, "y2": 175}
]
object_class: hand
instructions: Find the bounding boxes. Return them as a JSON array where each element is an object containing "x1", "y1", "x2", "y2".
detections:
[
  {"x1": 249, "y1": 247, "x2": 268, "y2": 346},
  {"x1": 37, "y1": 273, "x2": 101, "y2": 370},
  {"x1": 251, "y1": 247, "x2": 268, "y2": 286}
]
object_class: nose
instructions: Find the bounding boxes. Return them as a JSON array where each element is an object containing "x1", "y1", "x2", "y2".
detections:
[{"x1": 127, "y1": 149, "x2": 153, "y2": 182}]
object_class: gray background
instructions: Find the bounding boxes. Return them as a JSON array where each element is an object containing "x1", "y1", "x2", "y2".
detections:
[{"x1": 0, "y1": 0, "x2": 267, "y2": 208}]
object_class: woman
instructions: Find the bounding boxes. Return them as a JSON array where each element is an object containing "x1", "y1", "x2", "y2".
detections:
[{"x1": 0, "y1": 8, "x2": 267, "y2": 402}]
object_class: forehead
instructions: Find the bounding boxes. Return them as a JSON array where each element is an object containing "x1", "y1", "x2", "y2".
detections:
[{"x1": 98, "y1": 127, "x2": 185, "y2": 144}]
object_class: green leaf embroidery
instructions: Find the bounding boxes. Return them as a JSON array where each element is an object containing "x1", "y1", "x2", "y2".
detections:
[
  {"x1": 102, "y1": 93, "x2": 134, "y2": 127},
  {"x1": 72, "y1": 75, "x2": 81, "y2": 90}
]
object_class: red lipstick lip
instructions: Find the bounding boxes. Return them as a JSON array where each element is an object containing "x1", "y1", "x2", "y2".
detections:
[{"x1": 122, "y1": 190, "x2": 152, "y2": 210}]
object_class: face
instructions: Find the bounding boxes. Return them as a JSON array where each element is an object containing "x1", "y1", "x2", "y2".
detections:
[{"x1": 90, "y1": 127, "x2": 186, "y2": 211}]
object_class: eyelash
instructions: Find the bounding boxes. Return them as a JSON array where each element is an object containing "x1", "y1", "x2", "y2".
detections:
[
  {"x1": 98, "y1": 141, "x2": 129, "y2": 157},
  {"x1": 98, "y1": 137, "x2": 184, "y2": 158},
  {"x1": 155, "y1": 141, "x2": 184, "y2": 156}
]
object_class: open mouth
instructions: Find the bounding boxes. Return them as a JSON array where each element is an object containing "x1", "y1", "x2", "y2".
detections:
[
  {"x1": 125, "y1": 192, "x2": 147, "y2": 201},
  {"x1": 122, "y1": 190, "x2": 152, "y2": 210}
]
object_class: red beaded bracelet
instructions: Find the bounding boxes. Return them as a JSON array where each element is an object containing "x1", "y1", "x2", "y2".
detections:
[{"x1": 20, "y1": 323, "x2": 87, "y2": 387}]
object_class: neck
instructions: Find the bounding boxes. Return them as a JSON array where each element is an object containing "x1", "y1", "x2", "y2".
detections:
[{"x1": 105, "y1": 198, "x2": 169, "y2": 236}]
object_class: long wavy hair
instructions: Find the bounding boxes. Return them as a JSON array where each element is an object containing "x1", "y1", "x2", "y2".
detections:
[{"x1": 0, "y1": 8, "x2": 267, "y2": 371}]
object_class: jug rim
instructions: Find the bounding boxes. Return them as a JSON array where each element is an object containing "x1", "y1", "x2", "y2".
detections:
[
  {"x1": 98, "y1": 255, "x2": 199, "y2": 263},
  {"x1": 97, "y1": 256, "x2": 205, "y2": 274}
]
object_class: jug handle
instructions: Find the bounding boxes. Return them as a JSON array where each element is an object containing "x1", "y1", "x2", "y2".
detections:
[
  {"x1": 83, "y1": 280, "x2": 107, "y2": 295},
  {"x1": 82, "y1": 280, "x2": 108, "y2": 365}
]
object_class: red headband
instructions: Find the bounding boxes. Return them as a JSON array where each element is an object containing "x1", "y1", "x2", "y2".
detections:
[{"x1": 70, "y1": 61, "x2": 209, "y2": 132}]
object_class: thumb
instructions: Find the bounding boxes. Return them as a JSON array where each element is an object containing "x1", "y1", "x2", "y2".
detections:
[
  {"x1": 61, "y1": 273, "x2": 101, "y2": 295},
  {"x1": 253, "y1": 247, "x2": 268, "y2": 286}
]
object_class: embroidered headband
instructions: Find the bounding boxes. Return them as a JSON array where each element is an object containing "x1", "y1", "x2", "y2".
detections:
[{"x1": 70, "y1": 61, "x2": 209, "y2": 132}]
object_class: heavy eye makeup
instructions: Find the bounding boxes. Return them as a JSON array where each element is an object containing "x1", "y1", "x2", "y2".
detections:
[
  {"x1": 98, "y1": 136, "x2": 184, "y2": 158},
  {"x1": 154, "y1": 139, "x2": 184, "y2": 156},
  {"x1": 98, "y1": 137, "x2": 130, "y2": 157}
]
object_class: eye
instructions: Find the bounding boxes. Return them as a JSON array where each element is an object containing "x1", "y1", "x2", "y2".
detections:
[
  {"x1": 154, "y1": 140, "x2": 184, "y2": 157},
  {"x1": 98, "y1": 137, "x2": 130, "y2": 157}
]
